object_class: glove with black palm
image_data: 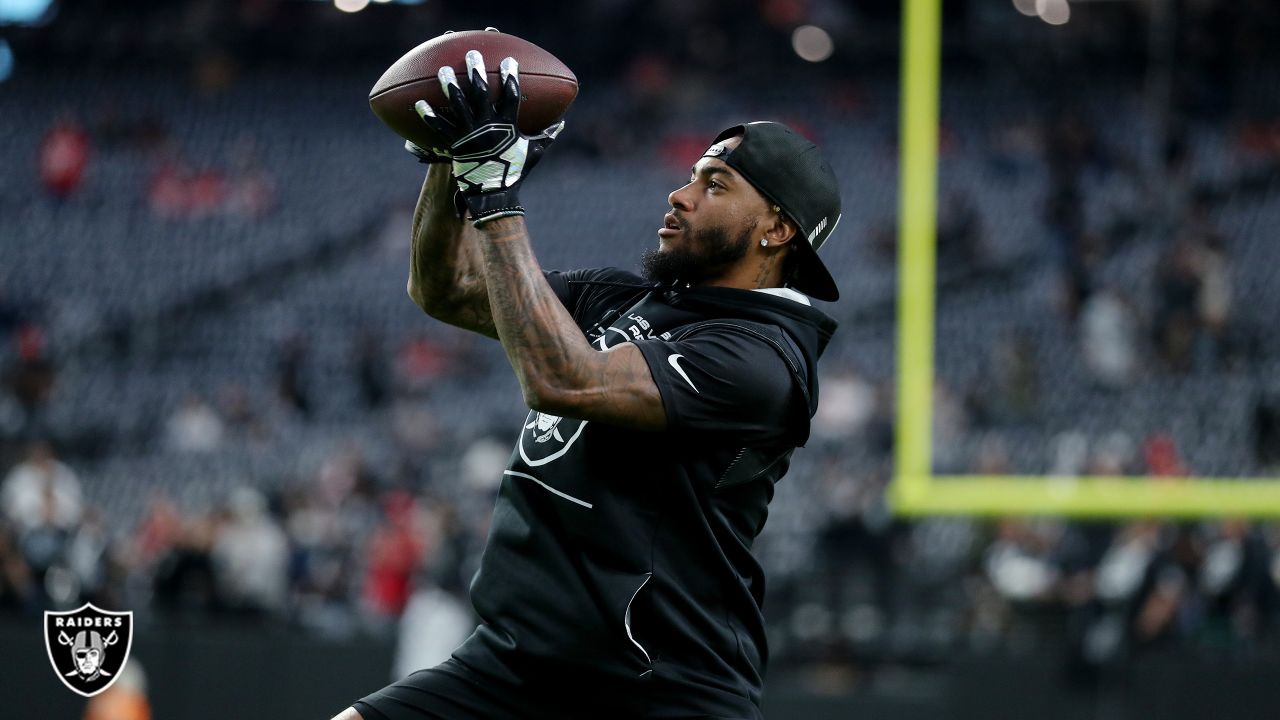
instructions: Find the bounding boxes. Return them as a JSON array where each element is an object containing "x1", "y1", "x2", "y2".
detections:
[{"x1": 414, "y1": 50, "x2": 564, "y2": 226}]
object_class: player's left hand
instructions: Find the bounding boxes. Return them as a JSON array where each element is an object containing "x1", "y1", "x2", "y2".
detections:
[
  {"x1": 414, "y1": 49, "x2": 565, "y2": 226},
  {"x1": 404, "y1": 139, "x2": 451, "y2": 164}
]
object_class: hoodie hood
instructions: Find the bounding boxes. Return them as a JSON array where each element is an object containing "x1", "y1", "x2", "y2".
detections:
[{"x1": 660, "y1": 284, "x2": 837, "y2": 423}]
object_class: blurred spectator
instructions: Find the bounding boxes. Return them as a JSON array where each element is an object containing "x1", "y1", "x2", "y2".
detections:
[
  {"x1": 185, "y1": 167, "x2": 227, "y2": 220},
  {"x1": 1197, "y1": 520, "x2": 1274, "y2": 641},
  {"x1": 1254, "y1": 396, "x2": 1280, "y2": 469},
  {"x1": 17, "y1": 489, "x2": 74, "y2": 606},
  {"x1": 152, "y1": 510, "x2": 223, "y2": 615},
  {"x1": 0, "y1": 520, "x2": 34, "y2": 611},
  {"x1": 132, "y1": 495, "x2": 183, "y2": 571},
  {"x1": 67, "y1": 508, "x2": 113, "y2": 604},
  {"x1": 217, "y1": 382, "x2": 271, "y2": 443},
  {"x1": 395, "y1": 335, "x2": 452, "y2": 394},
  {"x1": 165, "y1": 395, "x2": 225, "y2": 453},
  {"x1": 391, "y1": 498, "x2": 475, "y2": 677},
  {"x1": 1153, "y1": 240, "x2": 1205, "y2": 371},
  {"x1": 1045, "y1": 188, "x2": 1089, "y2": 319},
  {"x1": 812, "y1": 462, "x2": 896, "y2": 649},
  {"x1": 460, "y1": 435, "x2": 508, "y2": 493},
  {"x1": 973, "y1": 434, "x2": 1012, "y2": 475},
  {"x1": 7, "y1": 323, "x2": 56, "y2": 419},
  {"x1": 224, "y1": 150, "x2": 277, "y2": 220},
  {"x1": 936, "y1": 190, "x2": 987, "y2": 274},
  {"x1": 812, "y1": 367, "x2": 877, "y2": 441},
  {"x1": 277, "y1": 334, "x2": 312, "y2": 418},
  {"x1": 393, "y1": 580, "x2": 474, "y2": 679},
  {"x1": 988, "y1": 118, "x2": 1042, "y2": 178},
  {"x1": 353, "y1": 332, "x2": 389, "y2": 410},
  {"x1": 0, "y1": 280, "x2": 22, "y2": 341},
  {"x1": 2, "y1": 442, "x2": 82, "y2": 533},
  {"x1": 985, "y1": 519, "x2": 1058, "y2": 603},
  {"x1": 1049, "y1": 431, "x2": 1091, "y2": 476},
  {"x1": 1195, "y1": 234, "x2": 1233, "y2": 365},
  {"x1": 1143, "y1": 433, "x2": 1189, "y2": 477},
  {"x1": 1079, "y1": 288, "x2": 1139, "y2": 388},
  {"x1": 1154, "y1": 136, "x2": 1195, "y2": 233},
  {"x1": 39, "y1": 117, "x2": 90, "y2": 200},
  {"x1": 987, "y1": 331, "x2": 1039, "y2": 423},
  {"x1": 391, "y1": 401, "x2": 440, "y2": 455},
  {"x1": 1086, "y1": 521, "x2": 1169, "y2": 662},
  {"x1": 933, "y1": 380, "x2": 970, "y2": 470},
  {"x1": 211, "y1": 488, "x2": 288, "y2": 615},
  {"x1": 147, "y1": 157, "x2": 190, "y2": 219},
  {"x1": 363, "y1": 490, "x2": 423, "y2": 619},
  {"x1": 1091, "y1": 432, "x2": 1138, "y2": 477},
  {"x1": 316, "y1": 447, "x2": 380, "y2": 509},
  {"x1": 147, "y1": 151, "x2": 267, "y2": 220},
  {"x1": 284, "y1": 484, "x2": 360, "y2": 637}
]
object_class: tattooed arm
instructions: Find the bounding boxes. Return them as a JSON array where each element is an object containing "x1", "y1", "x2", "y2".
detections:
[
  {"x1": 405, "y1": 164, "x2": 499, "y2": 339},
  {"x1": 474, "y1": 216, "x2": 667, "y2": 431}
]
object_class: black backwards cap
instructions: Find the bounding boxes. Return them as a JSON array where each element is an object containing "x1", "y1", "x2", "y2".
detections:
[{"x1": 704, "y1": 122, "x2": 842, "y2": 301}]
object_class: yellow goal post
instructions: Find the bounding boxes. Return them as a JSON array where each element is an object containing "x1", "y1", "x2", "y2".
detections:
[{"x1": 890, "y1": 0, "x2": 1280, "y2": 518}]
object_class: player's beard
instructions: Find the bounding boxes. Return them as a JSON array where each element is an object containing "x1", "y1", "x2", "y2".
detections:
[{"x1": 640, "y1": 218, "x2": 757, "y2": 287}]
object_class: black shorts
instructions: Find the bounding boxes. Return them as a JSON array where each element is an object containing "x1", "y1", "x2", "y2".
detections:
[
  {"x1": 354, "y1": 657, "x2": 642, "y2": 720},
  {"x1": 353, "y1": 656, "x2": 754, "y2": 720},
  {"x1": 353, "y1": 658, "x2": 533, "y2": 720}
]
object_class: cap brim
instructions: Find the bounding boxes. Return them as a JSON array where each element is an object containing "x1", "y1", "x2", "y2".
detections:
[{"x1": 788, "y1": 238, "x2": 839, "y2": 302}]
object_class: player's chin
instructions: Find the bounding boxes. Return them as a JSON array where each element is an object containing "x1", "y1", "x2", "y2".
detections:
[{"x1": 657, "y1": 228, "x2": 691, "y2": 252}]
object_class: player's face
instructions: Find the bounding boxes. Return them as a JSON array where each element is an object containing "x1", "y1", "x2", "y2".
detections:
[{"x1": 642, "y1": 136, "x2": 769, "y2": 286}]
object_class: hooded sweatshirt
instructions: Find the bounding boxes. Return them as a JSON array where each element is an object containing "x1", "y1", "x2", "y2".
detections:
[{"x1": 450, "y1": 267, "x2": 838, "y2": 719}]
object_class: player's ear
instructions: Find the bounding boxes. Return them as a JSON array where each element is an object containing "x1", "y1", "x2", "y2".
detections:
[{"x1": 762, "y1": 205, "x2": 797, "y2": 247}]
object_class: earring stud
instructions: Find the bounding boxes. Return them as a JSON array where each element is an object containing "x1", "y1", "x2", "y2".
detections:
[{"x1": 760, "y1": 239, "x2": 768, "y2": 247}]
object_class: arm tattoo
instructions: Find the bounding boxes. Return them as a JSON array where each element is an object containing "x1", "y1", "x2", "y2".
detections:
[
  {"x1": 474, "y1": 217, "x2": 665, "y2": 430},
  {"x1": 407, "y1": 166, "x2": 498, "y2": 339},
  {"x1": 474, "y1": 217, "x2": 591, "y2": 400}
]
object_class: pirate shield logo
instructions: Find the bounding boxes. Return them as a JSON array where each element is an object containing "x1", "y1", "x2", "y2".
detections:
[
  {"x1": 44, "y1": 603, "x2": 134, "y2": 697},
  {"x1": 519, "y1": 410, "x2": 588, "y2": 467}
]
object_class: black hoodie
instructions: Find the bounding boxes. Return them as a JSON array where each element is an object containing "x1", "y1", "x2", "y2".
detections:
[{"x1": 450, "y1": 267, "x2": 837, "y2": 719}]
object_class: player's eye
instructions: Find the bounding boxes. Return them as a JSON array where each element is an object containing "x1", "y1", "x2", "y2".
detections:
[{"x1": 707, "y1": 179, "x2": 723, "y2": 191}]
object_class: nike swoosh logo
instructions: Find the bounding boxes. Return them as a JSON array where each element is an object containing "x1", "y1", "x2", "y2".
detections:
[{"x1": 667, "y1": 354, "x2": 699, "y2": 393}]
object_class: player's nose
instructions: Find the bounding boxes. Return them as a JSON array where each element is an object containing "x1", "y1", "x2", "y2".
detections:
[{"x1": 668, "y1": 183, "x2": 694, "y2": 212}]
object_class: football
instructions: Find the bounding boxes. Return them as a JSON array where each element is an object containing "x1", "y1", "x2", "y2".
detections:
[{"x1": 369, "y1": 30, "x2": 579, "y2": 152}]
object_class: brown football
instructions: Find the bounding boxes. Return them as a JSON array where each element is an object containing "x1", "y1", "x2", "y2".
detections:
[{"x1": 369, "y1": 30, "x2": 579, "y2": 152}]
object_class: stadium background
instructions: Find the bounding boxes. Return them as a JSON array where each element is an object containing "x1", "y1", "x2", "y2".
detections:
[{"x1": 3, "y1": 0, "x2": 1280, "y2": 717}]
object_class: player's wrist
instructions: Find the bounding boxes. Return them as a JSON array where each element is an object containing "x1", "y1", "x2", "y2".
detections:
[
  {"x1": 470, "y1": 211, "x2": 525, "y2": 235},
  {"x1": 466, "y1": 194, "x2": 525, "y2": 226},
  {"x1": 420, "y1": 164, "x2": 468, "y2": 220}
]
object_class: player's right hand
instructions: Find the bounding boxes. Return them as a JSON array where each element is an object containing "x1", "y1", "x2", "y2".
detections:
[
  {"x1": 401, "y1": 27, "x2": 500, "y2": 166},
  {"x1": 413, "y1": 50, "x2": 564, "y2": 226}
]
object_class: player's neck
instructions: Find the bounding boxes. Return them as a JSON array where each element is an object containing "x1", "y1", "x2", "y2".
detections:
[{"x1": 700, "y1": 254, "x2": 786, "y2": 293}]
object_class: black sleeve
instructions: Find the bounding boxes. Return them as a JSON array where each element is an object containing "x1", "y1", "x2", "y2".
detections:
[
  {"x1": 543, "y1": 267, "x2": 647, "y2": 326},
  {"x1": 542, "y1": 268, "x2": 597, "y2": 309},
  {"x1": 632, "y1": 326, "x2": 795, "y2": 444}
]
